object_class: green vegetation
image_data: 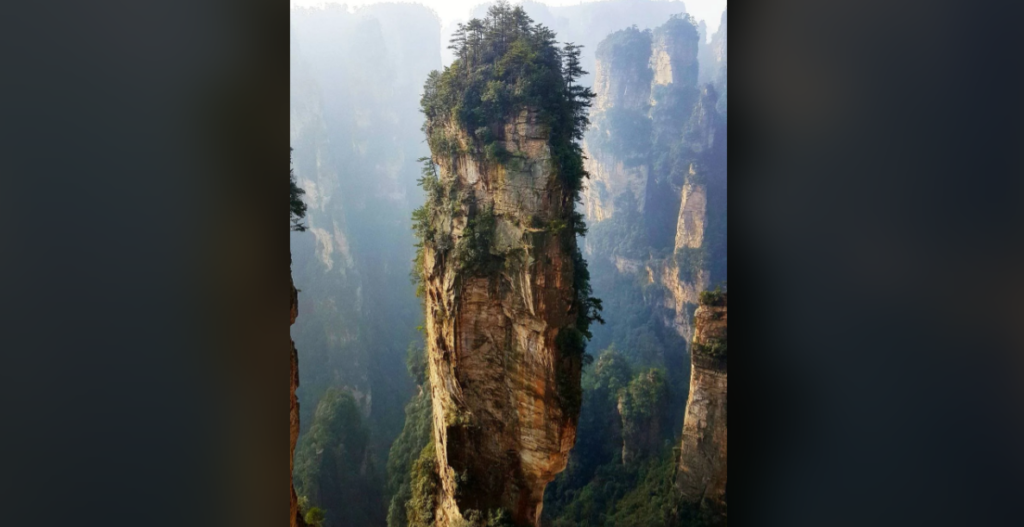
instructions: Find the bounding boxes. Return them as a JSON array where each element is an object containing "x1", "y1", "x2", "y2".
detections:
[
  {"x1": 601, "y1": 449, "x2": 680, "y2": 527},
  {"x1": 588, "y1": 26, "x2": 654, "y2": 166},
  {"x1": 676, "y1": 246, "x2": 707, "y2": 284},
  {"x1": 618, "y1": 369, "x2": 668, "y2": 435},
  {"x1": 454, "y1": 508, "x2": 514, "y2": 527},
  {"x1": 698, "y1": 285, "x2": 727, "y2": 306},
  {"x1": 596, "y1": 25, "x2": 654, "y2": 76},
  {"x1": 290, "y1": 147, "x2": 308, "y2": 232},
  {"x1": 420, "y1": 2, "x2": 595, "y2": 196},
  {"x1": 544, "y1": 349, "x2": 681, "y2": 526},
  {"x1": 405, "y1": 443, "x2": 440, "y2": 527},
  {"x1": 294, "y1": 388, "x2": 383, "y2": 527},
  {"x1": 546, "y1": 435, "x2": 682, "y2": 527},
  {"x1": 413, "y1": 1, "x2": 602, "y2": 419},
  {"x1": 304, "y1": 507, "x2": 326, "y2": 527},
  {"x1": 453, "y1": 205, "x2": 501, "y2": 275}
]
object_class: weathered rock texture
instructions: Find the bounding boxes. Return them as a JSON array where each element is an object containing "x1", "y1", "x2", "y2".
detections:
[
  {"x1": 422, "y1": 110, "x2": 583, "y2": 527},
  {"x1": 583, "y1": 16, "x2": 724, "y2": 348},
  {"x1": 290, "y1": 258, "x2": 306, "y2": 527},
  {"x1": 674, "y1": 181, "x2": 707, "y2": 251},
  {"x1": 675, "y1": 294, "x2": 727, "y2": 524}
]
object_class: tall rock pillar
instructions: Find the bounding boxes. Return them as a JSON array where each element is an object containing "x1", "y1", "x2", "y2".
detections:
[
  {"x1": 676, "y1": 291, "x2": 727, "y2": 524},
  {"x1": 421, "y1": 109, "x2": 585, "y2": 527}
]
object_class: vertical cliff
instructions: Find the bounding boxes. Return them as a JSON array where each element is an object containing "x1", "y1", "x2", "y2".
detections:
[
  {"x1": 581, "y1": 14, "x2": 726, "y2": 366},
  {"x1": 583, "y1": 26, "x2": 653, "y2": 223},
  {"x1": 650, "y1": 16, "x2": 699, "y2": 89},
  {"x1": 290, "y1": 259, "x2": 306, "y2": 527},
  {"x1": 290, "y1": 4, "x2": 442, "y2": 457},
  {"x1": 675, "y1": 291, "x2": 727, "y2": 524},
  {"x1": 421, "y1": 110, "x2": 582, "y2": 527},
  {"x1": 414, "y1": 6, "x2": 598, "y2": 526},
  {"x1": 617, "y1": 368, "x2": 669, "y2": 465}
]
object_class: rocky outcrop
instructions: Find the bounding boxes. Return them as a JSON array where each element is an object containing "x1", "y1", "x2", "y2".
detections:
[
  {"x1": 674, "y1": 180, "x2": 707, "y2": 251},
  {"x1": 650, "y1": 15, "x2": 699, "y2": 89},
  {"x1": 421, "y1": 110, "x2": 584, "y2": 527},
  {"x1": 617, "y1": 368, "x2": 668, "y2": 465},
  {"x1": 676, "y1": 292, "x2": 727, "y2": 524},
  {"x1": 582, "y1": 147, "x2": 649, "y2": 222},
  {"x1": 290, "y1": 259, "x2": 306, "y2": 527},
  {"x1": 582, "y1": 15, "x2": 724, "y2": 348},
  {"x1": 593, "y1": 30, "x2": 653, "y2": 114}
]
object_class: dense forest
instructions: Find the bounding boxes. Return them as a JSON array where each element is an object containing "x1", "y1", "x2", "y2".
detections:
[
  {"x1": 290, "y1": 2, "x2": 726, "y2": 526},
  {"x1": 290, "y1": 5, "x2": 442, "y2": 525}
]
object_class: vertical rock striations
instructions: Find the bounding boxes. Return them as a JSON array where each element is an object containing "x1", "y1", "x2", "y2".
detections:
[
  {"x1": 617, "y1": 368, "x2": 669, "y2": 465},
  {"x1": 415, "y1": 6, "x2": 599, "y2": 526},
  {"x1": 583, "y1": 26, "x2": 653, "y2": 223},
  {"x1": 421, "y1": 110, "x2": 582, "y2": 527},
  {"x1": 290, "y1": 258, "x2": 306, "y2": 527},
  {"x1": 675, "y1": 291, "x2": 727, "y2": 524}
]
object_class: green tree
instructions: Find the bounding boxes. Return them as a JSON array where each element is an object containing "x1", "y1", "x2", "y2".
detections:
[
  {"x1": 293, "y1": 388, "x2": 382, "y2": 527},
  {"x1": 290, "y1": 148, "x2": 308, "y2": 232},
  {"x1": 304, "y1": 507, "x2": 326, "y2": 527}
]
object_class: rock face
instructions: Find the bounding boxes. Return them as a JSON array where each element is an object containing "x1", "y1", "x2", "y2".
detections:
[
  {"x1": 582, "y1": 147, "x2": 648, "y2": 222},
  {"x1": 617, "y1": 369, "x2": 668, "y2": 465},
  {"x1": 290, "y1": 4, "x2": 442, "y2": 443},
  {"x1": 650, "y1": 17, "x2": 699, "y2": 88},
  {"x1": 675, "y1": 293, "x2": 727, "y2": 524},
  {"x1": 583, "y1": 15, "x2": 725, "y2": 351},
  {"x1": 422, "y1": 110, "x2": 583, "y2": 527},
  {"x1": 290, "y1": 258, "x2": 306, "y2": 527}
]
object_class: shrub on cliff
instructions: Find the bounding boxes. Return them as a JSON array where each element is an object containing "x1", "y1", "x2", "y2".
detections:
[
  {"x1": 415, "y1": 0, "x2": 602, "y2": 340},
  {"x1": 419, "y1": 1, "x2": 594, "y2": 195},
  {"x1": 290, "y1": 148, "x2": 308, "y2": 232},
  {"x1": 405, "y1": 443, "x2": 439, "y2": 527}
]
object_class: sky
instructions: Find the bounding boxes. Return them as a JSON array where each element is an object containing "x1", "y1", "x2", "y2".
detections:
[{"x1": 290, "y1": 0, "x2": 727, "y2": 35}]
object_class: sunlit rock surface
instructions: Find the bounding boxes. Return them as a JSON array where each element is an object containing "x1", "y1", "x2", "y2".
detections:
[
  {"x1": 423, "y1": 110, "x2": 583, "y2": 527},
  {"x1": 676, "y1": 293, "x2": 727, "y2": 525}
]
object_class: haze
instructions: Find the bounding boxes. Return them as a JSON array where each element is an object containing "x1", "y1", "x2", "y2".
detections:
[{"x1": 290, "y1": 0, "x2": 727, "y2": 36}]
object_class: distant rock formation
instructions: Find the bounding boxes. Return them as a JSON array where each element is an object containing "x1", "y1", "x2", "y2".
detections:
[
  {"x1": 420, "y1": 107, "x2": 585, "y2": 527},
  {"x1": 675, "y1": 291, "x2": 727, "y2": 525}
]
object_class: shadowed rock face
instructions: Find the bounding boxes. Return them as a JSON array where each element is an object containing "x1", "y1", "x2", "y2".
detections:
[
  {"x1": 584, "y1": 18, "x2": 721, "y2": 346},
  {"x1": 422, "y1": 110, "x2": 582, "y2": 527},
  {"x1": 290, "y1": 258, "x2": 306, "y2": 527},
  {"x1": 676, "y1": 294, "x2": 727, "y2": 524}
]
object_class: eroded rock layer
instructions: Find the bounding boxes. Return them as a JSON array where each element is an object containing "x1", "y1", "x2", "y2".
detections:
[
  {"x1": 422, "y1": 110, "x2": 583, "y2": 527},
  {"x1": 290, "y1": 259, "x2": 306, "y2": 527}
]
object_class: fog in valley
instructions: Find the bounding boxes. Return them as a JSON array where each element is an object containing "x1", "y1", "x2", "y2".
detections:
[{"x1": 289, "y1": 2, "x2": 727, "y2": 525}]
